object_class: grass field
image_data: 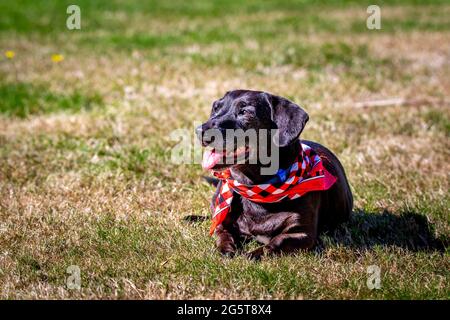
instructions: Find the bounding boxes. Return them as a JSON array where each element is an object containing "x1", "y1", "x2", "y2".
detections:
[{"x1": 0, "y1": 0, "x2": 449, "y2": 299}]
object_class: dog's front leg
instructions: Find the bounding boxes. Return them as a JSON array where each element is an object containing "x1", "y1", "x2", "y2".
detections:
[
  {"x1": 246, "y1": 232, "x2": 316, "y2": 260},
  {"x1": 246, "y1": 207, "x2": 319, "y2": 260},
  {"x1": 215, "y1": 224, "x2": 239, "y2": 257}
]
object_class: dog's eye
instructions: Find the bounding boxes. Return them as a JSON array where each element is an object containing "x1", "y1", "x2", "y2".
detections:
[
  {"x1": 237, "y1": 101, "x2": 247, "y2": 109},
  {"x1": 239, "y1": 108, "x2": 251, "y2": 116},
  {"x1": 212, "y1": 102, "x2": 221, "y2": 113}
]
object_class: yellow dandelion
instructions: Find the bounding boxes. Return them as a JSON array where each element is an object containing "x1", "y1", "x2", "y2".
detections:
[
  {"x1": 5, "y1": 50, "x2": 15, "y2": 59},
  {"x1": 51, "y1": 54, "x2": 64, "y2": 63}
]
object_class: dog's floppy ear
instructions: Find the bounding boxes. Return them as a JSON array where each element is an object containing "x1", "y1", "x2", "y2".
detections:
[{"x1": 264, "y1": 93, "x2": 309, "y2": 147}]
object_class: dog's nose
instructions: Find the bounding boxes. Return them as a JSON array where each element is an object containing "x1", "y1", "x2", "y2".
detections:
[
  {"x1": 195, "y1": 125, "x2": 203, "y2": 139},
  {"x1": 216, "y1": 119, "x2": 235, "y2": 130},
  {"x1": 196, "y1": 124, "x2": 214, "y2": 146}
]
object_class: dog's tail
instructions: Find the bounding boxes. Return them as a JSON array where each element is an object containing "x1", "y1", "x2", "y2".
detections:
[
  {"x1": 203, "y1": 176, "x2": 219, "y2": 187},
  {"x1": 183, "y1": 215, "x2": 208, "y2": 223},
  {"x1": 182, "y1": 176, "x2": 218, "y2": 224}
]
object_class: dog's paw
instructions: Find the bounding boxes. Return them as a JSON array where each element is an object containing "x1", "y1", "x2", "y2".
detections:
[
  {"x1": 245, "y1": 247, "x2": 266, "y2": 261},
  {"x1": 218, "y1": 243, "x2": 236, "y2": 258},
  {"x1": 221, "y1": 250, "x2": 235, "y2": 258}
]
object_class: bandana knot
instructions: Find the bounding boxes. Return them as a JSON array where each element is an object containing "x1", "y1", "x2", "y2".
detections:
[{"x1": 209, "y1": 143, "x2": 337, "y2": 235}]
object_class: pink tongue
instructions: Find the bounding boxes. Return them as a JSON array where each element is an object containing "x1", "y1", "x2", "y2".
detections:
[{"x1": 202, "y1": 149, "x2": 223, "y2": 170}]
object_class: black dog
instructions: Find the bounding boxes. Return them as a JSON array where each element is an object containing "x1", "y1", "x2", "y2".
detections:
[{"x1": 196, "y1": 90, "x2": 353, "y2": 259}]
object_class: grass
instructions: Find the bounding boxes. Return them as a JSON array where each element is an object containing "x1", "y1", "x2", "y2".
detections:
[
  {"x1": 0, "y1": 82, "x2": 103, "y2": 118},
  {"x1": 0, "y1": 0, "x2": 449, "y2": 299}
]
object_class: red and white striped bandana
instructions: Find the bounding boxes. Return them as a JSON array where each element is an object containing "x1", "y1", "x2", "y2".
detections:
[{"x1": 209, "y1": 143, "x2": 337, "y2": 235}]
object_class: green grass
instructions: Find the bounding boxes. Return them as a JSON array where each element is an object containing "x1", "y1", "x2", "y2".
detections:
[
  {"x1": 0, "y1": 0, "x2": 449, "y2": 299},
  {"x1": 0, "y1": 82, "x2": 103, "y2": 118},
  {"x1": 1, "y1": 1, "x2": 448, "y2": 28},
  {"x1": 424, "y1": 110, "x2": 450, "y2": 136}
]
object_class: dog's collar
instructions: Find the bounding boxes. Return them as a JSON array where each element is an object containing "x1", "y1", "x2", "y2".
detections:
[{"x1": 209, "y1": 142, "x2": 337, "y2": 235}]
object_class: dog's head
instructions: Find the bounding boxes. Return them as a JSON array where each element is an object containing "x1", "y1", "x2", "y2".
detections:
[{"x1": 196, "y1": 90, "x2": 309, "y2": 171}]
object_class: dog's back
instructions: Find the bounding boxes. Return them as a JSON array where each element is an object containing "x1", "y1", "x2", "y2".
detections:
[{"x1": 302, "y1": 140, "x2": 353, "y2": 232}]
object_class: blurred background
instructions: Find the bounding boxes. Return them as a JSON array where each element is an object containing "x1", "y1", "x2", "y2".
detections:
[{"x1": 0, "y1": 0, "x2": 448, "y2": 299}]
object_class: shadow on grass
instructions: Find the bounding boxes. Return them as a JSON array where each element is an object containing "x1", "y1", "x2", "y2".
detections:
[
  {"x1": 318, "y1": 209, "x2": 448, "y2": 253},
  {"x1": 184, "y1": 209, "x2": 448, "y2": 253}
]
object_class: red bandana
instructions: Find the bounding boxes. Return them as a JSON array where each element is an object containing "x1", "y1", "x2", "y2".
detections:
[{"x1": 209, "y1": 143, "x2": 337, "y2": 235}]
